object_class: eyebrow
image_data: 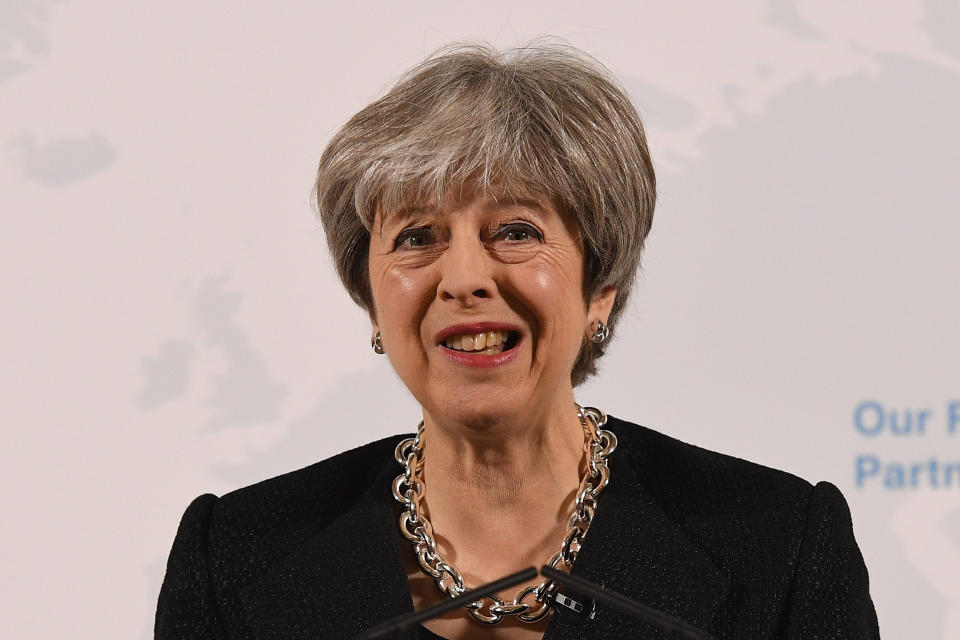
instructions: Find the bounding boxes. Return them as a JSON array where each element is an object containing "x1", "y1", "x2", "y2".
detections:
[
  {"x1": 377, "y1": 204, "x2": 436, "y2": 234},
  {"x1": 376, "y1": 196, "x2": 549, "y2": 234}
]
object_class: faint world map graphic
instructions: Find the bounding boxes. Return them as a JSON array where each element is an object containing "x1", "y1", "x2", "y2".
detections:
[{"x1": 2, "y1": 2, "x2": 958, "y2": 640}]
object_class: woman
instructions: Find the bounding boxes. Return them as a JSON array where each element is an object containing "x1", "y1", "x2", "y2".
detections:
[{"x1": 155, "y1": 43, "x2": 880, "y2": 639}]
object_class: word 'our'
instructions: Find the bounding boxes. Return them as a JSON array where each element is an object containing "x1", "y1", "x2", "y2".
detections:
[{"x1": 853, "y1": 400, "x2": 960, "y2": 436}]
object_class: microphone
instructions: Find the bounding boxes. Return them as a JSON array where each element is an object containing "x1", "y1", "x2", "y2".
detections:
[
  {"x1": 541, "y1": 565, "x2": 714, "y2": 640},
  {"x1": 352, "y1": 565, "x2": 713, "y2": 640},
  {"x1": 351, "y1": 566, "x2": 538, "y2": 640}
]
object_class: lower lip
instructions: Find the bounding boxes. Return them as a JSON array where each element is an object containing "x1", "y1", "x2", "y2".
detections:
[{"x1": 439, "y1": 339, "x2": 522, "y2": 368}]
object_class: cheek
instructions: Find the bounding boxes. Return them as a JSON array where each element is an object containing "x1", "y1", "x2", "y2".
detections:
[
  {"x1": 379, "y1": 267, "x2": 419, "y2": 305},
  {"x1": 371, "y1": 265, "x2": 432, "y2": 333},
  {"x1": 518, "y1": 254, "x2": 587, "y2": 329},
  {"x1": 537, "y1": 248, "x2": 585, "y2": 302}
]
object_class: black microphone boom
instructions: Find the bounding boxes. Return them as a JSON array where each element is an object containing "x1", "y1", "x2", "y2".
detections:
[
  {"x1": 352, "y1": 565, "x2": 713, "y2": 639},
  {"x1": 541, "y1": 565, "x2": 714, "y2": 640},
  {"x1": 352, "y1": 567, "x2": 538, "y2": 640}
]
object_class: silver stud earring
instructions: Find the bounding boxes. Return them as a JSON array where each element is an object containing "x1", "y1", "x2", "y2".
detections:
[
  {"x1": 589, "y1": 320, "x2": 609, "y2": 344},
  {"x1": 371, "y1": 332, "x2": 384, "y2": 354}
]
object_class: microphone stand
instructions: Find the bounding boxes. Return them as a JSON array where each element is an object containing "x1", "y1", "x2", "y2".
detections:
[
  {"x1": 541, "y1": 565, "x2": 714, "y2": 640},
  {"x1": 351, "y1": 567, "x2": 538, "y2": 640},
  {"x1": 353, "y1": 565, "x2": 714, "y2": 640}
]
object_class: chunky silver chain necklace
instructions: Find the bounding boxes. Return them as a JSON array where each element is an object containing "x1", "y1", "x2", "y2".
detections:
[{"x1": 391, "y1": 405, "x2": 617, "y2": 625}]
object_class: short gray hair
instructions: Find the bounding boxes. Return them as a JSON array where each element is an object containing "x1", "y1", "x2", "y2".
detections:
[{"x1": 314, "y1": 42, "x2": 656, "y2": 386}]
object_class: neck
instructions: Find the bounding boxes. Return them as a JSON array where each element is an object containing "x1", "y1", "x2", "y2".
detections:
[
  {"x1": 420, "y1": 391, "x2": 585, "y2": 508},
  {"x1": 408, "y1": 391, "x2": 591, "y2": 589}
]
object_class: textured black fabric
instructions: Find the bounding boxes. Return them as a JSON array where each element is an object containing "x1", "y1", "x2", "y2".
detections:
[
  {"x1": 155, "y1": 416, "x2": 880, "y2": 639},
  {"x1": 418, "y1": 626, "x2": 448, "y2": 639}
]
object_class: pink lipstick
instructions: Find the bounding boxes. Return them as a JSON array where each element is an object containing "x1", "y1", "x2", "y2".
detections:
[{"x1": 435, "y1": 322, "x2": 523, "y2": 368}]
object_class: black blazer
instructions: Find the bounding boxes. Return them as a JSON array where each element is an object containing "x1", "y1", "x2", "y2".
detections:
[{"x1": 155, "y1": 416, "x2": 880, "y2": 639}]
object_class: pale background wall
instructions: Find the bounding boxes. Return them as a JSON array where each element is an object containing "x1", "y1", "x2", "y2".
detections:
[{"x1": 2, "y1": 1, "x2": 958, "y2": 638}]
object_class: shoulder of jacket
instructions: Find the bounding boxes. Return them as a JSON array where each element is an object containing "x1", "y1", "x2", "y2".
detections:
[
  {"x1": 607, "y1": 415, "x2": 815, "y2": 528},
  {"x1": 211, "y1": 434, "x2": 407, "y2": 527},
  {"x1": 196, "y1": 435, "x2": 408, "y2": 589}
]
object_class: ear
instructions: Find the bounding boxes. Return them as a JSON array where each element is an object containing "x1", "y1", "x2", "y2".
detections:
[{"x1": 586, "y1": 286, "x2": 617, "y2": 333}]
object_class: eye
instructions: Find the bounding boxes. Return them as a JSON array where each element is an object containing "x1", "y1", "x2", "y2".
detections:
[
  {"x1": 394, "y1": 226, "x2": 434, "y2": 250},
  {"x1": 496, "y1": 223, "x2": 543, "y2": 243}
]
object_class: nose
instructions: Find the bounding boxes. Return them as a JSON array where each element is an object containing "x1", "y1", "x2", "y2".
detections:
[{"x1": 437, "y1": 235, "x2": 496, "y2": 306}]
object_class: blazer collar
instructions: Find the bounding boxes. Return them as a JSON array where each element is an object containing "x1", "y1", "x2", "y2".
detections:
[
  {"x1": 544, "y1": 422, "x2": 731, "y2": 638},
  {"x1": 235, "y1": 422, "x2": 730, "y2": 639}
]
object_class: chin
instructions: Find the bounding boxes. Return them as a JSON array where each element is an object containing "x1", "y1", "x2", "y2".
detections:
[{"x1": 426, "y1": 393, "x2": 520, "y2": 431}]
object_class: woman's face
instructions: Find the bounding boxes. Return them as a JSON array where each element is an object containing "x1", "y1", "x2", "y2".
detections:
[{"x1": 367, "y1": 192, "x2": 615, "y2": 428}]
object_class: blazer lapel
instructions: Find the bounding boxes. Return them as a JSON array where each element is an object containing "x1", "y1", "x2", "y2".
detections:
[
  {"x1": 545, "y1": 429, "x2": 731, "y2": 639},
  {"x1": 234, "y1": 461, "x2": 419, "y2": 640}
]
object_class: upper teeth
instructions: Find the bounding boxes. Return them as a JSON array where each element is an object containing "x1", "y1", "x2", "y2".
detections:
[{"x1": 444, "y1": 330, "x2": 510, "y2": 351}]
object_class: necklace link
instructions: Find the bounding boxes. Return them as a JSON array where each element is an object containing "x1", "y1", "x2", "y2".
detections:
[{"x1": 392, "y1": 405, "x2": 617, "y2": 625}]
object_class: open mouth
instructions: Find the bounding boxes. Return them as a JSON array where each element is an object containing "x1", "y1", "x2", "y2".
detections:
[{"x1": 440, "y1": 330, "x2": 521, "y2": 355}]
